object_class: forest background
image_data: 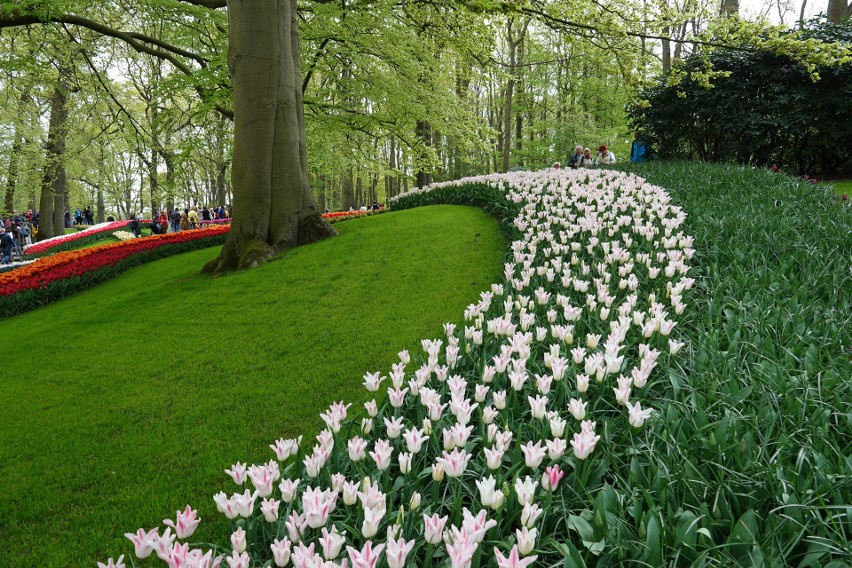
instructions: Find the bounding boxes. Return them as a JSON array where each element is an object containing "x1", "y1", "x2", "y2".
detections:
[{"x1": 1, "y1": 0, "x2": 847, "y2": 229}]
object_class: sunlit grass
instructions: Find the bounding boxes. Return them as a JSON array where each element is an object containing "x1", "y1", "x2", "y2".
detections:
[{"x1": 0, "y1": 205, "x2": 505, "y2": 567}]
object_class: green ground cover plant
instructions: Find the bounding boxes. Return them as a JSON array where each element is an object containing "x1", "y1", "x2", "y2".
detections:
[
  {"x1": 628, "y1": 161, "x2": 851, "y2": 566},
  {"x1": 0, "y1": 205, "x2": 504, "y2": 567}
]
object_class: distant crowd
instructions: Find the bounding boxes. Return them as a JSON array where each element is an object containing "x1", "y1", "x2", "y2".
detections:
[
  {"x1": 129, "y1": 205, "x2": 231, "y2": 238},
  {"x1": 0, "y1": 210, "x2": 36, "y2": 264}
]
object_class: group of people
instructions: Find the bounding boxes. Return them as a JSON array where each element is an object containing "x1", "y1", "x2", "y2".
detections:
[
  {"x1": 0, "y1": 210, "x2": 37, "y2": 264},
  {"x1": 146, "y1": 205, "x2": 230, "y2": 237},
  {"x1": 555, "y1": 133, "x2": 652, "y2": 170},
  {"x1": 561, "y1": 145, "x2": 618, "y2": 169},
  {"x1": 69, "y1": 207, "x2": 96, "y2": 227}
]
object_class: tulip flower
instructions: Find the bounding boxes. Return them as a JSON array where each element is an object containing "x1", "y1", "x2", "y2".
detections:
[
  {"x1": 436, "y1": 448, "x2": 471, "y2": 478},
  {"x1": 521, "y1": 503, "x2": 543, "y2": 527},
  {"x1": 97, "y1": 555, "x2": 126, "y2": 568},
  {"x1": 495, "y1": 545, "x2": 538, "y2": 568},
  {"x1": 386, "y1": 533, "x2": 416, "y2": 568},
  {"x1": 423, "y1": 513, "x2": 449, "y2": 544},
  {"x1": 278, "y1": 478, "x2": 300, "y2": 503},
  {"x1": 348, "y1": 436, "x2": 367, "y2": 462},
  {"x1": 362, "y1": 372, "x2": 385, "y2": 391},
  {"x1": 514, "y1": 476, "x2": 537, "y2": 506},
  {"x1": 261, "y1": 497, "x2": 280, "y2": 523},
  {"x1": 270, "y1": 538, "x2": 292, "y2": 567},
  {"x1": 124, "y1": 528, "x2": 158, "y2": 559},
  {"x1": 369, "y1": 439, "x2": 393, "y2": 470},
  {"x1": 225, "y1": 550, "x2": 250, "y2": 568},
  {"x1": 347, "y1": 540, "x2": 385, "y2": 568},
  {"x1": 516, "y1": 526, "x2": 538, "y2": 555},
  {"x1": 476, "y1": 475, "x2": 498, "y2": 507},
  {"x1": 627, "y1": 400, "x2": 654, "y2": 427},
  {"x1": 520, "y1": 440, "x2": 547, "y2": 469},
  {"x1": 320, "y1": 525, "x2": 347, "y2": 560},
  {"x1": 409, "y1": 492, "x2": 421, "y2": 511},
  {"x1": 542, "y1": 464, "x2": 565, "y2": 491},
  {"x1": 568, "y1": 398, "x2": 587, "y2": 420},
  {"x1": 224, "y1": 462, "x2": 247, "y2": 485}
]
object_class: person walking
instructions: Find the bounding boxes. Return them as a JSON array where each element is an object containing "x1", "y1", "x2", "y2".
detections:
[{"x1": 0, "y1": 228, "x2": 14, "y2": 264}]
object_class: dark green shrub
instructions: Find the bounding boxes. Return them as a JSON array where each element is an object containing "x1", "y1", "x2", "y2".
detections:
[{"x1": 628, "y1": 19, "x2": 852, "y2": 175}]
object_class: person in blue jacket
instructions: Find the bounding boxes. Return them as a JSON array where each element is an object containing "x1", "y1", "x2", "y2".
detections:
[{"x1": 630, "y1": 131, "x2": 650, "y2": 163}]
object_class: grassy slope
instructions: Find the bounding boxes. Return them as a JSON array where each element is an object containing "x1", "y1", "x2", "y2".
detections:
[
  {"x1": 630, "y1": 162, "x2": 851, "y2": 565},
  {"x1": 0, "y1": 205, "x2": 504, "y2": 567},
  {"x1": 825, "y1": 179, "x2": 851, "y2": 196}
]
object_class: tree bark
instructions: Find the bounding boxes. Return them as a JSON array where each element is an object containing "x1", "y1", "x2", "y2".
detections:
[
  {"x1": 827, "y1": 0, "x2": 848, "y2": 22},
  {"x1": 38, "y1": 77, "x2": 70, "y2": 241},
  {"x1": 5, "y1": 129, "x2": 23, "y2": 214},
  {"x1": 204, "y1": 0, "x2": 335, "y2": 273},
  {"x1": 342, "y1": 167, "x2": 354, "y2": 210},
  {"x1": 720, "y1": 0, "x2": 740, "y2": 17},
  {"x1": 415, "y1": 120, "x2": 432, "y2": 187}
]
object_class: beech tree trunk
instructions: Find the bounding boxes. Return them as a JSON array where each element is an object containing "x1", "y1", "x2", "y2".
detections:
[
  {"x1": 827, "y1": 0, "x2": 849, "y2": 22},
  {"x1": 37, "y1": 78, "x2": 70, "y2": 241},
  {"x1": 720, "y1": 0, "x2": 739, "y2": 17},
  {"x1": 203, "y1": 0, "x2": 334, "y2": 273}
]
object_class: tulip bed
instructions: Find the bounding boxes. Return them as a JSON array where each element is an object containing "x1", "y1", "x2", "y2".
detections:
[
  {"x1": 24, "y1": 220, "x2": 134, "y2": 257},
  {"x1": 322, "y1": 208, "x2": 386, "y2": 224},
  {"x1": 0, "y1": 226, "x2": 229, "y2": 318},
  {"x1": 105, "y1": 169, "x2": 699, "y2": 568}
]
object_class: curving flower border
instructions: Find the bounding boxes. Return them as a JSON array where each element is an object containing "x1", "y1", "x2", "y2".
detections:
[
  {"x1": 103, "y1": 169, "x2": 695, "y2": 568},
  {"x1": 0, "y1": 226, "x2": 230, "y2": 318},
  {"x1": 24, "y1": 221, "x2": 133, "y2": 256}
]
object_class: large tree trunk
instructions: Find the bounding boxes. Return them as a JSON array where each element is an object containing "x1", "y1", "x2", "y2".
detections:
[
  {"x1": 204, "y1": 0, "x2": 334, "y2": 273},
  {"x1": 827, "y1": 0, "x2": 849, "y2": 22},
  {"x1": 720, "y1": 0, "x2": 739, "y2": 17},
  {"x1": 37, "y1": 78, "x2": 70, "y2": 241}
]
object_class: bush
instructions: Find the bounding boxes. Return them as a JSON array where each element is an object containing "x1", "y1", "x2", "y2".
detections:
[{"x1": 628, "y1": 19, "x2": 852, "y2": 175}]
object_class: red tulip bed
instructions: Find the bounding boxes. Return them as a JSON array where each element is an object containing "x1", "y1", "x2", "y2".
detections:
[
  {"x1": 322, "y1": 207, "x2": 386, "y2": 223},
  {"x1": 0, "y1": 226, "x2": 229, "y2": 318}
]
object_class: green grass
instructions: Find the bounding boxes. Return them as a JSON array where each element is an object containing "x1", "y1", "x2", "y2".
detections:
[
  {"x1": 0, "y1": 205, "x2": 504, "y2": 567},
  {"x1": 626, "y1": 162, "x2": 852, "y2": 565},
  {"x1": 824, "y1": 179, "x2": 851, "y2": 196}
]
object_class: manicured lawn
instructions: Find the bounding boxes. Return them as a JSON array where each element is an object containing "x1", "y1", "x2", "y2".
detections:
[
  {"x1": 0, "y1": 205, "x2": 504, "y2": 567},
  {"x1": 826, "y1": 179, "x2": 851, "y2": 196}
]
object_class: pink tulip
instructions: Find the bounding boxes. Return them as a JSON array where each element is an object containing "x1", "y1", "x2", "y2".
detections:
[
  {"x1": 230, "y1": 527, "x2": 246, "y2": 553},
  {"x1": 97, "y1": 555, "x2": 125, "y2": 568},
  {"x1": 435, "y1": 448, "x2": 471, "y2": 478},
  {"x1": 124, "y1": 528, "x2": 158, "y2": 559},
  {"x1": 423, "y1": 513, "x2": 449, "y2": 544},
  {"x1": 162, "y1": 505, "x2": 201, "y2": 539},
  {"x1": 225, "y1": 550, "x2": 250, "y2": 568},
  {"x1": 369, "y1": 439, "x2": 394, "y2": 471},
  {"x1": 346, "y1": 540, "x2": 385, "y2": 568},
  {"x1": 271, "y1": 537, "x2": 292, "y2": 567},
  {"x1": 224, "y1": 462, "x2": 247, "y2": 485},
  {"x1": 542, "y1": 464, "x2": 565, "y2": 491},
  {"x1": 494, "y1": 545, "x2": 538, "y2": 568}
]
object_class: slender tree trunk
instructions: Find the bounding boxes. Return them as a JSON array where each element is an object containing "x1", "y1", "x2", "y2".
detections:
[
  {"x1": 5, "y1": 130, "x2": 23, "y2": 214},
  {"x1": 38, "y1": 77, "x2": 70, "y2": 241},
  {"x1": 415, "y1": 120, "x2": 432, "y2": 187},
  {"x1": 342, "y1": 167, "x2": 354, "y2": 210}
]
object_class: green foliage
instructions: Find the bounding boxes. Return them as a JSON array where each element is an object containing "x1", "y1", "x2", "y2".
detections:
[
  {"x1": 629, "y1": 19, "x2": 852, "y2": 175},
  {"x1": 620, "y1": 160, "x2": 852, "y2": 566},
  {"x1": 0, "y1": 205, "x2": 505, "y2": 567}
]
